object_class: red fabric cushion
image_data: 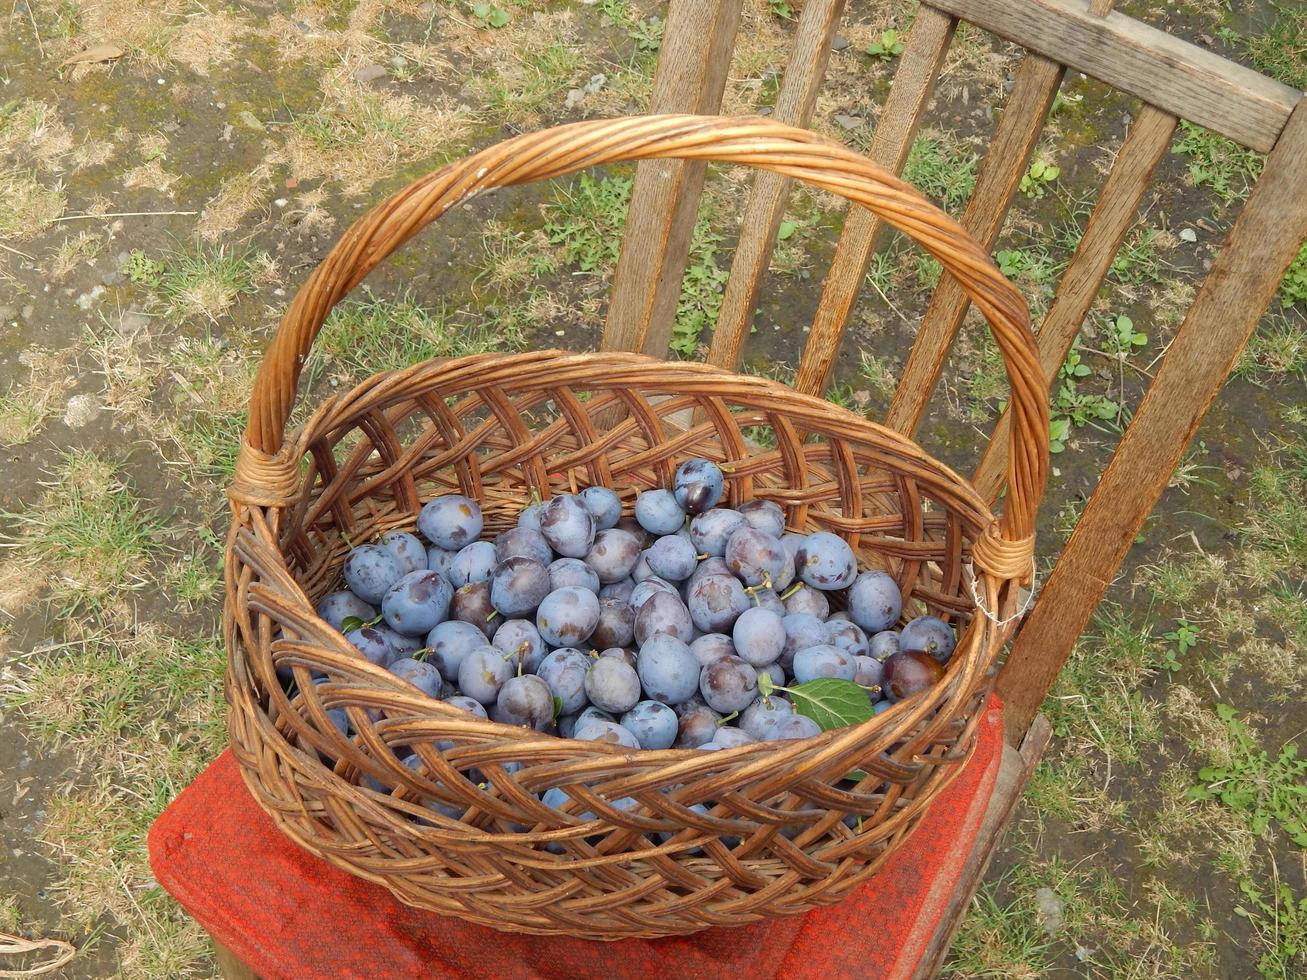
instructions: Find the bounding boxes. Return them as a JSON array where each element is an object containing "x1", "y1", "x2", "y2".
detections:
[{"x1": 150, "y1": 696, "x2": 1003, "y2": 980}]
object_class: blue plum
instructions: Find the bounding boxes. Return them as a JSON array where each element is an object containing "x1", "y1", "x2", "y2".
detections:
[
  {"x1": 636, "y1": 634, "x2": 700, "y2": 705},
  {"x1": 381, "y1": 570, "x2": 452, "y2": 636},
  {"x1": 847, "y1": 570, "x2": 902, "y2": 633},
  {"x1": 447, "y1": 541, "x2": 497, "y2": 587},
  {"x1": 548, "y1": 557, "x2": 601, "y2": 594},
  {"x1": 578, "y1": 486, "x2": 622, "y2": 530},
  {"x1": 899, "y1": 615, "x2": 956, "y2": 664},
  {"x1": 343, "y1": 544, "x2": 405, "y2": 605},
  {"x1": 536, "y1": 586, "x2": 601, "y2": 647},
  {"x1": 634, "y1": 489, "x2": 685, "y2": 536},
  {"x1": 673, "y1": 458, "x2": 725, "y2": 514},
  {"x1": 315, "y1": 590, "x2": 376, "y2": 631},
  {"x1": 539, "y1": 494, "x2": 595, "y2": 558},
  {"x1": 731, "y1": 607, "x2": 785, "y2": 667},
  {"x1": 389, "y1": 657, "x2": 442, "y2": 698},
  {"x1": 619, "y1": 700, "x2": 679, "y2": 750},
  {"x1": 418, "y1": 495, "x2": 483, "y2": 550},
  {"x1": 489, "y1": 556, "x2": 551, "y2": 618},
  {"x1": 795, "y1": 531, "x2": 858, "y2": 590}
]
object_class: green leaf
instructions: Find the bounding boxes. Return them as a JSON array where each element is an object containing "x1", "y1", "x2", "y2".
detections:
[
  {"x1": 552, "y1": 695, "x2": 563, "y2": 722},
  {"x1": 1044, "y1": 164, "x2": 1061, "y2": 180},
  {"x1": 471, "y1": 3, "x2": 491, "y2": 16},
  {"x1": 777, "y1": 220, "x2": 798, "y2": 241},
  {"x1": 1215, "y1": 702, "x2": 1236, "y2": 721},
  {"x1": 341, "y1": 615, "x2": 365, "y2": 633},
  {"x1": 757, "y1": 670, "x2": 775, "y2": 699},
  {"x1": 788, "y1": 678, "x2": 876, "y2": 731},
  {"x1": 489, "y1": 8, "x2": 510, "y2": 27}
]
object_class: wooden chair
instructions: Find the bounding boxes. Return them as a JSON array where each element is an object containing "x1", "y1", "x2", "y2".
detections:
[{"x1": 150, "y1": 0, "x2": 1306, "y2": 974}]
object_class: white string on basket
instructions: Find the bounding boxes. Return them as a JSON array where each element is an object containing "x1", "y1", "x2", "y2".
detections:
[{"x1": 966, "y1": 559, "x2": 1038, "y2": 627}]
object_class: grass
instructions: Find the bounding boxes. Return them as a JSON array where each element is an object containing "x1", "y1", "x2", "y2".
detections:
[
  {"x1": 127, "y1": 244, "x2": 261, "y2": 322},
  {"x1": 0, "y1": 348, "x2": 71, "y2": 446},
  {"x1": 280, "y1": 71, "x2": 472, "y2": 195},
  {"x1": 901, "y1": 132, "x2": 979, "y2": 211},
  {"x1": 1222, "y1": 3, "x2": 1307, "y2": 89},
  {"x1": 542, "y1": 172, "x2": 729, "y2": 356},
  {"x1": 472, "y1": 43, "x2": 586, "y2": 122},
  {"x1": 1170, "y1": 121, "x2": 1264, "y2": 204},
  {"x1": 1238, "y1": 313, "x2": 1307, "y2": 381},
  {"x1": 0, "y1": 168, "x2": 65, "y2": 240},
  {"x1": 310, "y1": 291, "x2": 526, "y2": 383},
  {"x1": 944, "y1": 870, "x2": 1054, "y2": 979},
  {"x1": 0, "y1": 452, "x2": 164, "y2": 618}
]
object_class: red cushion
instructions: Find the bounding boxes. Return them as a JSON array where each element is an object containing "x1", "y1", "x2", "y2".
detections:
[{"x1": 150, "y1": 696, "x2": 1003, "y2": 979}]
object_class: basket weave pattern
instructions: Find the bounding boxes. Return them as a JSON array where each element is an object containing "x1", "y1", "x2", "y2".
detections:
[{"x1": 225, "y1": 116, "x2": 1048, "y2": 939}]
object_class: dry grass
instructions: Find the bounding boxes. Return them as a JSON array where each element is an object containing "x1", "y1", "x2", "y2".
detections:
[
  {"x1": 0, "y1": 169, "x2": 66, "y2": 240},
  {"x1": 52, "y1": 0, "x2": 248, "y2": 76},
  {"x1": 198, "y1": 164, "x2": 273, "y2": 241},
  {"x1": 277, "y1": 66, "x2": 473, "y2": 194},
  {"x1": 0, "y1": 347, "x2": 75, "y2": 445},
  {"x1": 0, "y1": 99, "x2": 73, "y2": 168}
]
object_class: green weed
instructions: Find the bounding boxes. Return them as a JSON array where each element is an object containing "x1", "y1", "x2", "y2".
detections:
[
  {"x1": 865, "y1": 29, "x2": 905, "y2": 60},
  {"x1": 1018, "y1": 157, "x2": 1060, "y2": 199},
  {"x1": 1171, "y1": 121, "x2": 1263, "y2": 204},
  {"x1": 903, "y1": 133, "x2": 978, "y2": 211},
  {"x1": 1186, "y1": 705, "x2": 1306, "y2": 847}
]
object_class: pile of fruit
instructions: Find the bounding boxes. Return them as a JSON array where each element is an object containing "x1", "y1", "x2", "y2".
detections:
[{"x1": 310, "y1": 459, "x2": 956, "y2": 754}]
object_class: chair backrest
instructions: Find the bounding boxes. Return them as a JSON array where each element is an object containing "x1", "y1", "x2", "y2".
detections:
[{"x1": 599, "y1": 0, "x2": 1307, "y2": 741}]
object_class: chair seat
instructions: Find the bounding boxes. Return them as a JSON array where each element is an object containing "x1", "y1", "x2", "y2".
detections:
[{"x1": 148, "y1": 695, "x2": 1003, "y2": 980}]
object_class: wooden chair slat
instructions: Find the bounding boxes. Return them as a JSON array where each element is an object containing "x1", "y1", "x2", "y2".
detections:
[
  {"x1": 972, "y1": 103, "x2": 1178, "y2": 503},
  {"x1": 997, "y1": 98, "x2": 1307, "y2": 737},
  {"x1": 793, "y1": 5, "x2": 958, "y2": 396},
  {"x1": 707, "y1": 0, "x2": 847, "y2": 372},
  {"x1": 884, "y1": 52, "x2": 1065, "y2": 437},
  {"x1": 924, "y1": 0, "x2": 1298, "y2": 152},
  {"x1": 600, "y1": 0, "x2": 745, "y2": 356}
]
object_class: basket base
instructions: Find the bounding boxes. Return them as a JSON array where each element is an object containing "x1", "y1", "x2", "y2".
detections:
[{"x1": 149, "y1": 697, "x2": 1003, "y2": 973}]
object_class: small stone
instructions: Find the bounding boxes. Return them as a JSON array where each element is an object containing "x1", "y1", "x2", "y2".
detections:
[
  {"x1": 1178, "y1": 227, "x2": 1197, "y2": 243},
  {"x1": 565, "y1": 88, "x2": 585, "y2": 109},
  {"x1": 583, "y1": 73, "x2": 607, "y2": 94},
  {"x1": 756, "y1": 105, "x2": 773, "y2": 116},
  {"x1": 237, "y1": 110, "x2": 264, "y2": 131},
  {"x1": 1034, "y1": 886, "x2": 1064, "y2": 935},
  {"x1": 76, "y1": 285, "x2": 105, "y2": 310},
  {"x1": 220, "y1": 123, "x2": 234, "y2": 142},
  {"x1": 417, "y1": 2, "x2": 435, "y2": 13},
  {"x1": 831, "y1": 35, "x2": 851, "y2": 51},
  {"x1": 354, "y1": 63, "x2": 387, "y2": 83},
  {"x1": 1075, "y1": 946, "x2": 1093, "y2": 962},
  {"x1": 833, "y1": 113, "x2": 863, "y2": 130},
  {"x1": 101, "y1": 270, "x2": 123, "y2": 286},
  {"x1": 63, "y1": 393, "x2": 100, "y2": 429}
]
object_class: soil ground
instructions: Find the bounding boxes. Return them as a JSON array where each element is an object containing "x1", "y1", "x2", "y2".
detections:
[{"x1": 0, "y1": 1, "x2": 1303, "y2": 976}]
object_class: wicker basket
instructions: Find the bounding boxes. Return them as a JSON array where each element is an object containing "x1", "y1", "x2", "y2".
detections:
[{"x1": 225, "y1": 115, "x2": 1048, "y2": 940}]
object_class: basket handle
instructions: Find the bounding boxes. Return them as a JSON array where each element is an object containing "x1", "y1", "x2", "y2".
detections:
[{"x1": 238, "y1": 114, "x2": 1048, "y2": 573}]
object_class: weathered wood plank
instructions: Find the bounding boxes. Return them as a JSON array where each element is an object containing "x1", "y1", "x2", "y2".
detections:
[
  {"x1": 925, "y1": 0, "x2": 1299, "y2": 152},
  {"x1": 600, "y1": 0, "x2": 745, "y2": 356},
  {"x1": 973, "y1": 103, "x2": 1177, "y2": 503},
  {"x1": 913, "y1": 714, "x2": 1052, "y2": 978},
  {"x1": 998, "y1": 98, "x2": 1307, "y2": 738},
  {"x1": 884, "y1": 52, "x2": 1065, "y2": 436},
  {"x1": 707, "y1": 0, "x2": 847, "y2": 372},
  {"x1": 792, "y1": 6, "x2": 957, "y2": 396}
]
